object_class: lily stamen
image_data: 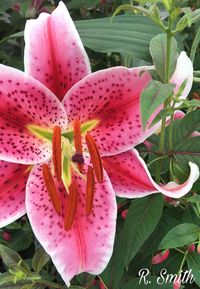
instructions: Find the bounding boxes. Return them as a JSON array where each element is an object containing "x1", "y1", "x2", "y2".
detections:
[
  {"x1": 64, "y1": 181, "x2": 79, "y2": 231},
  {"x1": 73, "y1": 120, "x2": 84, "y2": 173},
  {"x1": 85, "y1": 133, "x2": 103, "y2": 183},
  {"x1": 86, "y1": 166, "x2": 95, "y2": 215},
  {"x1": 52, "y1": 126, "x2": 62, "y2": 181},
  {"x1": 42, "y1": 164, "x2": 62, "y2": 215}
]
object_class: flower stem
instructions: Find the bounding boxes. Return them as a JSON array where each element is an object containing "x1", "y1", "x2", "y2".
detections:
[{"x1": 155, "y1": 6, "x2": 173, "y2": 183}]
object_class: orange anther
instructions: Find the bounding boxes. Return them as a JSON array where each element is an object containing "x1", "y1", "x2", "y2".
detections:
[
  {"x1": 73, "y1": 120, "x2": 84, "y2": 173},
  {"x1": 52, "y1": 126, "x2": 62, "y2": 181},
  {"x1": 86, "y1": 166, "x2": 95, "y2": 215},
  {"x1": 64, "y1": 182, "x2": 79, "y2": 231},
  {"x1": 42, "y1": 164, "x2": 62, "y2": 215},
  {"x1": 85, "y1": 133, "x2": 103, "y2": 183}
]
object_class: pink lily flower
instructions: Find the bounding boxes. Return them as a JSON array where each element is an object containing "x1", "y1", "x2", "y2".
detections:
[{"x1": 0, "y1": 1, "x2": 199, "y2": 285}]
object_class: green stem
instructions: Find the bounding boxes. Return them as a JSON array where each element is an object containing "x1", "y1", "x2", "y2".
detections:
[
  {"x1": 178, "y1": 251, "x2": 188, "y2": 275},
  {"x1": 155, "y1": 8, "x2": 173, "y2": 183}
]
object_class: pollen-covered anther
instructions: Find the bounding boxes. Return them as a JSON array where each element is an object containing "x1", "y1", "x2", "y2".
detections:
[
  {"x1": 42, "y1": 164, "x2": 62, "y2": 215},
  {"x1": 52, "y1": 126, "x2": 62, "y2": 181},
  {"x1": 86, "y1": 166, "x2": 95, "y2": 215},
  {"x1": 64, "y1": 181, "x2": 79, "y2": 231},
  {"x1": 85, "y1": 133, "x2": 103, "y2": 183},
  {"x1": 73, "y1": 119, "x2": 84, "y2": 172}
]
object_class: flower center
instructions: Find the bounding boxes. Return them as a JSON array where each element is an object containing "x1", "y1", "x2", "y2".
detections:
[{"x1": 31, "y1": 119, "x2": 102, "y2": 231}]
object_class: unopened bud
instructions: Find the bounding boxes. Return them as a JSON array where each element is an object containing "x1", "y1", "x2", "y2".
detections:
[
  {"x1": 187, "y1": 243, "x2": 195, "y2": 253},
  {"x1": 197, "y1": 244, "x2": 200, "y2": 254},
  {"x1": 121, "y1": 209, "x2": 128, "y2": 219},
  {"x1": 3, "y1": 232, "x2": 11, "y2": 241},
  {"x1": 173, "y1": 276, "x2": 181, "y2": 289},
  {"x1": 99, "y1": 281, "x2": 106, "y2": 289},
  {"x1": 151, "y1": 249, "x2": 169, "y2": 265}
]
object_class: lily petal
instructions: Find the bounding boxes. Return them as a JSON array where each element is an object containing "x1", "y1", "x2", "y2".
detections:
[
  {"x1": 63, "y1": 67, "x2": 157, "y2": 156},
  {"x1": 170, "y1": 52, "x2": 193, "y2": 102},
  {"x1": 0, "y1": 64, "x2": 67, "y2": 164},
  {"x1": 24, "y1": 1, "x2": 91, "y2": 101},
  {"x1": 103, "y1": 149, "x2": 199, "y2": 198},
  {"x1": 26, "y1": 163, "x2": 117, "y2": 286},
  {"x1": 0, "y1": 161, "x2": 30, "y2": 228}
]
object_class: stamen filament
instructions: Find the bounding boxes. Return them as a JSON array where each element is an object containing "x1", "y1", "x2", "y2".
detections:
[
  {"x1": 42, "y1": 164, "x2": 62, "y2": 215},
  {"x1": 52, "y1": 126, "x2": 62, "y2": 181},
  {"x1": 86, "y1": 166, "x2": 95, "y2": 215},
  {"x1": 73, "y1": 120, "x2": 84, "y2": 173},
  {"x1": 64, "y1": 182, "x2": 78, "y2": 231},
  {"x1": 85, "y1": 133, "x2": 103, "y2": 183}
]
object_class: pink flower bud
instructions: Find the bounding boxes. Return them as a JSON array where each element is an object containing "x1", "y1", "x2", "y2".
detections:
[
  {"x1": 121, "y1": 209, "x2": 128, "y2": 219},
  {"x1": 99, "y1": 281, "x2": 106, "y2": 289},
  {"x1": 187, "y1": 243, "x2": 195, "y2": 253},
  {"x1": 12, "y1": 3, "x2": 20, "y2": 12},
  {"x1": 3, "y1": 232, "x2": 11, "y2": 241},
  {"x1": 197, "y1": 244, "x2": 200, "y2": 254},
  {"x1": 173, "y1": 276, "x2": 181, "y2": 289},
  {"x1": 151, "y1": 249, "x2": 170, "y2": 264}
]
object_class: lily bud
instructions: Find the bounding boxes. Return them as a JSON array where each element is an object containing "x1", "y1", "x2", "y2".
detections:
[
  {"x1": 173, "y1": 276, "x2": 181, "y2": 289},
  {"x1": 99, "y1": 281, "x2": 106, "y2": 289},
  {"x1": 3, "y1": 232, "x2": 11, "y2": 241},
  {"x1": 151, "y1": 249, "x2": 170, "y2": 264},
  {"x1": 121, "y1": 209, "x2": 128, "y2": 219},
  {"x1": 187, "y1": 243, "x2": 195, "y2": 253}
]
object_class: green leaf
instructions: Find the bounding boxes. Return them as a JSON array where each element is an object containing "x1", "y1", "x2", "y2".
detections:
[
  {"x1": 124, "y1": 195, "x2": 163, "y2": 266},
  {"x1": 8, "y1": 230, "x2": 33, "y2": 251},
  {"x1": 67, "y1": 0, "x2": 99, "y2": 9},
  {"x1": 150, "y1": 34, "x2": 178, "y2": 81},
  {"x1": 140, "y1": 80, "x2": 174, "y2": 129},
  {"x1": 173, "y1": 110, "x2": 200, "y2": 145},
  {"x1": 75, "y1": 15, "x2": 162, "y2": 61},
  {"x1": 159, "y1": 223, "x2": 200, "y2": 250},
  {"x1": 186, "y1": 252, "x2": 200, "y2": 287},
  {"x1": 32, "y1": 246, "x2": 50, "y2": 273},
  {"x1": 173, "y1": 136, "x2": 200, "y2": 167},
  {"x1": 0, "y1": 244, "x2": 30, "y2": 272}
]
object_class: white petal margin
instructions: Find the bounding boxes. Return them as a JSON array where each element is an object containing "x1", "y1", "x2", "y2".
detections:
[
  {"x1": 170, "y1": 51, "x2": 193, "y2": 103},
  {"x1": 103, "y1": 149, "x2": 199, "y2": 199},
  {"x1": 134, "y1": 150, "x2": 199, "y2": 198}
]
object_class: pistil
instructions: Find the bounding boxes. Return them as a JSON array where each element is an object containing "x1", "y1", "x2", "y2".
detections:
[
  {"x1": 64, "y1": 181, "x2": 79, "y2": 231},
  {"x1": 42, "y1": 164, "x2": 62, "y2": 215},
  {"x1": 86, "y1": 166, "x2": 95, "y2": 215},
  {"x1": 52, "y1": 126, "x2": 62, "y2": 181},
  {"x1": 85, "y1": 133, "x2": 103, "y2": 183}
]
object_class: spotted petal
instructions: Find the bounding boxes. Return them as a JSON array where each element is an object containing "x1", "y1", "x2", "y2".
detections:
[
  {"x1": 103, "y1": 149, "x2": 199, "y2": 198},
  {"x1": 170, "y1": 51, "x2": 193, "y2": 102},
  {"x1": 26, "y1": 163, "x2": 117, "y2": 286},
  {"x1": 63, "y1": 67, "x2": 158, "y2": 156},
  {"x1": 24, "y1": 1, "x2": 91, "y2": 101},
  {"x1": 0, "y1": 64, "x2": 67, "y2": 164},
  {"x1": 0, "y1": 161, "x2": 30, "y2": 228}
]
